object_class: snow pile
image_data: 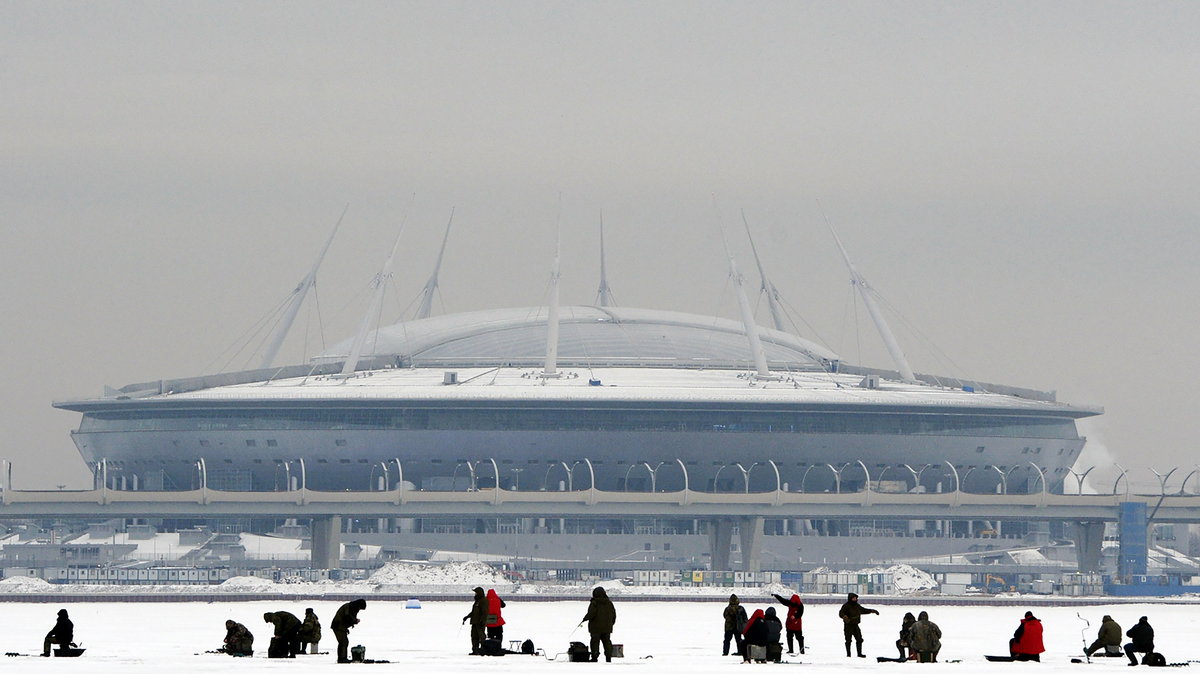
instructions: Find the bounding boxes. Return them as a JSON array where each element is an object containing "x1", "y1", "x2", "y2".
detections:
[
  {"x1": 0, "y1": 575, "x2": 53, "y2": 592},
  {"x1": 368, "y1": 561, "x2": 508, "y2": 587},
  {"x1": 217, "y1": 575, "x2": 278, "y2": 591},
  {"x1": 862, "y1": 564, "x2": 939, "y2": 594}
]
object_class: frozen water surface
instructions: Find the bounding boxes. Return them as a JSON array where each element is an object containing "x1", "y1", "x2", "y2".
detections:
[{"x1": 1, "y1": 599, "x2": 1198, "y2": 672}]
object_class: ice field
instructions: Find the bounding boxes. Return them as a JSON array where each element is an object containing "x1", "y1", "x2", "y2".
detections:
[{"x1": 0, "y1": 599, "x2": 1197, "y2": 672}]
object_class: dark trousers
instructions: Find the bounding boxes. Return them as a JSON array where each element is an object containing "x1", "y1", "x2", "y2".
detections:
[
  {"x1": 1125, "y1": 644, "x2": 1149, "y2": 665},
  {"x1": 43, "y1": 634, "x2": 68, "y2": 656},
  {"x1": 334, "y1": 627, "x2": 350, "y2": 663},
  {"x1": 786, "y1": 629, "x2": 804, "y2": 653},
  {"x1": 469, "y1": 624, "x2": 485, "y2": 654},
  {"x1": 723, "y1": 630, "x2": 745, "y2": 656},
  {"x1": 486, "y1": 625, "x2": 503, "y2": 641},
  {"x1": 590, "y1": 632, "x2": 613, "y2": 661},
  {"x1": 844, "y1": 623, "x2": 864, "y2": 656},
  {"x1": 1009, "y1": 638, "x2": 1040, "y2": 662}
]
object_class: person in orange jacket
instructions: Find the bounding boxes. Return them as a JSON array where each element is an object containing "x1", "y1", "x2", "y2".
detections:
[{"x1": 485, "y1": 588, "x2": 507, "y2": 642}]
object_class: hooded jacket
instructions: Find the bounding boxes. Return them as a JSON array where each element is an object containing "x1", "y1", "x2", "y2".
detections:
[
  {"x1": 1011, "y1": 613, "x2": 1045, "y2": 655},
  {"x1": 331, "y1": 599, "x2": 366, "y2": 632},
  {"x1": 724, "y1": 594, "x2": 748, "y2": 632},
  {"x1": 49, "y1": 609, "x2": 74, "y2": 643},
  {"x1": 298, "y1": 609, "x2": 321, "y2": 643},
  {"x1": 486, "y1": 589, "x2": 506, "y2": 627},
  {"x1": 1096, "y1": 615, "x2": 1121, "y2": 647},
  {"x1": 772, "y1": 593, "x2": 804, "y2": 631},
  {"x1": 583, "y1": 587, "x2": 617, "y2": 634},
  {"x1": 838, "y1": 593, "x2": 879, "y2": 625},
  {"x1": 743, "y1": 608, "x2": 766, "y2": 644},
  {"x1": 465, "y1": 587, "x2": 487, "y2": 627},
  {"x1": 1127, "y1": 617, "x2": 1154, "y2": 652},
  {"x1": 909, "y1": 611, "x2": 942, "y2": 653}
]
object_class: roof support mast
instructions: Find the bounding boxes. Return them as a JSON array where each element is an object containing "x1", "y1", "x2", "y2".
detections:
[
  {"x1": 414, "y1": 208, "x2": 454, "y2": 320},
  {"x1": 829, "y1": 225, "x2": 917, "y2": 383},
  {"x1": 340, "y1": 225, "x2": 405, "y2": 377},
  {"x1": 595, "y1": 210, "x2": 615, "y2": 307},
  {"x1": 741, "y1": 210, "x2": 787, "y2": 333},
  {"x1": 259, "y1": 206, "x2": 346, "y2": 369},
  {"x1": 715, "y1": 201, "x2": 772, "y2": 380},
  {"x1": 542, "y1": 227, "x2": 562, "y2": 379}
]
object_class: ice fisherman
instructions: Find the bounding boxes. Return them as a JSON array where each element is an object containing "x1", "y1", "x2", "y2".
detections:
[
  {"x1": 1084, "y1": 615, "x2": 1122, "y2": 658},
  {"x1": 722, "y1": 594, "x2": 748, "y2": 657},
  {"x1": 223, "y1": 620, "x2": 254, "y2": 657},
  {"x1": 909, "y1": 611, "x2": 941, "y2": 663},
  {"x1": 485, "y1": 589, "x2": 507, "y2": 642},
  {"x1": 838, "y1": 592, "x2": 880, "y2": 658},
  {"x1": 463, "y1": 587, "x2": 488, "y2": 655},
  {"x1": 1124, "y1": 616, "x2": 1155, "y2": 666},
  {"x1": 331, "y1": 599, "x2": 367, "y2": 664},
  {"x1": 263, "y1": 610, "x2": 302, "y2": 658},
  {"x1": 298, "y1": 608, "x2": 322, "y2": 655},
  {"x1": 1009, "y1": 611, "x2": 1045, "y2": 662},
  {"x1": 771, "y1": 592, "x2": 805, "y2": 654},
  {"x1": 42, "y1": 608, "x2": 74, "y2": 657},
  {"x1": 581, "y1": 586, "x2": 617, "y2": 662}
]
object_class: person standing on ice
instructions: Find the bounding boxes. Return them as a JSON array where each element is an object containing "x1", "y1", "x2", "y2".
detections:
[
  {"x1": 331, "y1": 599, "x2": 366, "y2": 664},
  {"x1": 462, "y1": 587, "x2": 488, "y2": 654},
  {"x1": 263, "y1": 610, "x2": 302, "y2": 658},
  {"x1": 909, "y1": 611, "x2": 941, "y2": 663},
  {"x1": 1009, "y1": 611, "x2": 1045, "y2": 662},
  {"x1": 771, "y1": 592, "x2": 805, "y2": 654},
  {"x1": 722, "y1": 594, "x2": 748, "y2": 656},
  {"x1": 838, "y1": 592, "x2": 879, "y2": 658},
  {"x1": 1124, "y1": 616, "x2": 1155, "y2": 666},
  {"x1": 41, "y1": 608, "x2": 74, "y2": 657},
  {"x1": 581, "y1": 586, "x2": 617, "y2": 662},
  {"x1": 485, "y1": 589, "x2": 507, "y2": 642}
]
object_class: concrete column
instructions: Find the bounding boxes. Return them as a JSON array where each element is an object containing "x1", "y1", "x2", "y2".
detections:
[
  {"x1": 739, "y1": 516, "x2": 764, "y2": 572},
  {"x1": 1072, "y1": 521, "x2": 1105, "y2": 573},
  {"x1": 310, "y1": 516, "x2": 342, "y2": 570},
  {"x1": 708, "y1": 519, "x2": 734, "y2": 571}
]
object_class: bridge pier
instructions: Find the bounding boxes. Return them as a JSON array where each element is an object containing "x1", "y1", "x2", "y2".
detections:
[
  {"x1": 708, "y1": 519, "x2": 734, "y2": 570},
  {"x1": 738, "y1": 516, "x2": 763, "y2": 572},
  {"x1": 1071, "y1": 521, "x2": 1105, "y2": 573},
  {"x1": 708, "y1": 517, "x2": 764, "y2": 571},
  {"x1": 310, "y1": 515, "x2": 341, "y2": 569}
]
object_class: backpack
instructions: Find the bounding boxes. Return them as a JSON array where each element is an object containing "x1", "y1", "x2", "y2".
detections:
[
  {"x1": 521, "y1": 639, "x2": 535, "y2": 655},
  {"x1": 568, "y1": 641, "x2": 590, "y2": 662},
  {"x1": 1142, "y1": 652, "x2": 1167, "y2": 667},
  {"x1": 735, "y1": 606, "x2": 748, "y2": 633}
]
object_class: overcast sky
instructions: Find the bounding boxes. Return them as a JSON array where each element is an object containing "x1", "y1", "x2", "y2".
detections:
[{"x1": 2, "y1": 1, "x2": 1197, "y2": 490}]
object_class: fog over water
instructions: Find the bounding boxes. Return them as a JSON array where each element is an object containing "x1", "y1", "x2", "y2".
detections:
[{"x1": 2, "y1": 2, "x2": 1198, "y2": 489}]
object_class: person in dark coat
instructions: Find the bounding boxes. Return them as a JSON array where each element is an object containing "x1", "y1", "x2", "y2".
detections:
[
  {"x1": 723, "y1": 594, "x2": 748, "y2": 656},
  {"x1": 742, "y1": 608, "x2": 767, "y2": 663},
  {"x1": 331, "y1": 599, "x2": 367, "y2": 664},
  {"x1": 462, "y1": 587, "x2": 488, "y2": 654},
  {"x1": 485, "y1": 589, "x2": 507, "y2": 642},
  {"x1": 1124, "y1": 616, "x2": 1155, "y2": 666},
  {"x1": 42, "y1": 609, "x2": 74, "y2": 657},
  {"x1": 771, "y1": 592, "x2": 805, "y2": 654},
  {"x1": 298, "y1": 608, "x2": 322, "y2": 655},
  {"x1": 1009, "y1": 611, "x2": 1045, "y2": 662},
  {"x1": 582, "y1": 586, "x2": 617, "y2": 662},
  {"x1": 838, "y1": 592, "x2": 880, "y2": 658},
  {"x1": 223, "y1": 620, "x2": 254, "y2": 657},
  {"x1": 909, "y1": 611, "x2": 942, "y2": 663},
  {"x1": 896, "y1": 612, "x2": 916, "y2": 660},
  {"x1": 1084, "y1": 615, "x2": 1122, "y2": 657},
  {"x1": 263, "y1": 611, "x2": 302, "y2": 658}
]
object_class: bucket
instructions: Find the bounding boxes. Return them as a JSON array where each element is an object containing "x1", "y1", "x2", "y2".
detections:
[{"x1": 351, "y1": 645, "x2": 366, "y2": 662}]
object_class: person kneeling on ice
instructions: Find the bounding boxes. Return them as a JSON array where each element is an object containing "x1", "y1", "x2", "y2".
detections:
[
  {"x1": 331, "y1": 599, "x2": 367, "y2": 664},
  {"x1": 264, "y1": 610, "x2": 302, "y2": 658},
  {"x1": 1084, "y1": 615, "x2": 1122, "y2": 658},
  {"x1": 838, "y1": 592, "x2": 880, "y2": 658},
  {"x1": 223, "y1": 620, "x2": 254, "y2": 657},
  {"x1": 1009, "y1": 611, "x2": 1045, "y2": 662},
  {"x1": 42, "y1": 608, "x2": 74, "y2": 657},
  {"x1": 909, "y1": 611, "x2": 941, "y2": 663},
  {"x1": 771, "y1": 592, "x2": 804, "y2": 655},
  {"x1": 1124, "y1": 616, "x2": 1155, "y2": 666},
  {"x1": 298, "y1": 608, "x2": 321, "y2": 655},
  {"x1": 582, "y1": 586, "x2": 617, "y2": 662}
]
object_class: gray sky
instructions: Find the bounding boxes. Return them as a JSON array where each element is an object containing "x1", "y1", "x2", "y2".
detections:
[{"x1": 2, "y1": 1, "x2": 1197, "y2": 490}]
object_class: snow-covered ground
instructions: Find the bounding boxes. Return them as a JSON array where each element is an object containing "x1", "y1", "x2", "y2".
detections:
[{"x1": 0, "y1": 598, "x2": 1197, "y2": 672}]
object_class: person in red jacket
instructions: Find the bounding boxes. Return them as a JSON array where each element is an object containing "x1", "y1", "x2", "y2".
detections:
[
  {"x1": 1009, "y1": 611, "x2": 1045, "y2": 662},
  {"x1": 485, "y1": 588, "x2": 507, "y2": 642},
  {"x1": 771, "y1": 592, "x2": 805, "y2": 654}
]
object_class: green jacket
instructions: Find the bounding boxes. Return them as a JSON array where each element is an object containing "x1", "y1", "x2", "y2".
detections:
[
  {"x1": 583, "y1": 587, "x2": 617, "y2": 634},
  {"x1": 1097, "y1": 616, "x2": 1122, "y2": 646}
]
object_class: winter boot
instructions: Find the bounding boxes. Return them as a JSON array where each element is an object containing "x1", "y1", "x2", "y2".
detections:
[
  {"x1": 845, "y1": 642, "x2": 852, "y2": 658},
  {"x1": 857, "y1": 643, "x2": 866, "y2": 658}
]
